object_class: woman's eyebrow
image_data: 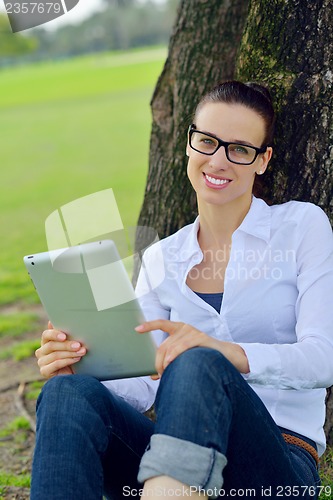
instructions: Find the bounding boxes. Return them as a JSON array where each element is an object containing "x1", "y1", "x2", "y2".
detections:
[
  {"x1": 229, "y1": 139, "x2": 256, "y2": 147},
  {"x1": 199, "y1": 129, "x2": 256, "y2": 147}
]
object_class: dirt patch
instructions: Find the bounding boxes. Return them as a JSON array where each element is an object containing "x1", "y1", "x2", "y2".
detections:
[{"x1": 0, "y1": 307, "x2": 47, "y2": 499}]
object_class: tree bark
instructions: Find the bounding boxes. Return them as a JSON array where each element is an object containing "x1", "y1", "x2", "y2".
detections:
[
  {"x1": 236, "y1": 0, "x2": 333, "y2": 216},
  {"x1": 325, "y1": 388, "x2": 333, "y2": 445}
]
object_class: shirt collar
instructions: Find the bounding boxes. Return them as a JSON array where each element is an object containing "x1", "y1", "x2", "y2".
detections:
[
  {"x1": 235, "y1": 196, "x2": 271, "y2": 243},
  {"x1": 173, "y1": 196, "x2": 271, "y2": 262}
]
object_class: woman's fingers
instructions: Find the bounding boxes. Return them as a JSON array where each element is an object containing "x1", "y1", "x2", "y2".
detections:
[
  {"x1": 38, "y1": 356, "x2": 81, "y2": 379},
  {"x1": 36, "y1": 324, "x2": 87, "y2": 379},
  {"x1": 154, "y1": 323, "x2": 208, "y2": 376},
  {"x1": 39, "y1": 328, "x2": 85, "y2": 355},
  {"x1": 155, "y1": 335, "x2": 190, "y2": 375},
  {"x1": 135, "y1": 319, "x2": 182, "y2": 335},
  {"x1": 36, "y1": 342, "x2": 86, "y2": 360},
  {"x1": 36, "y1": 339, "x2": 86, "y2": 360},
  {"x1": 41, "y1": 327, "x2": 67, "y2": 346},
  {"x1": 36, "y1": 339, "x2": 86, "y2": 378}
]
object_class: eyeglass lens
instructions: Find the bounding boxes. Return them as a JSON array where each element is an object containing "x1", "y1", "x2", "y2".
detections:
[{"x1": 190, "y1": 131, "x2": 256, "y2": 164}]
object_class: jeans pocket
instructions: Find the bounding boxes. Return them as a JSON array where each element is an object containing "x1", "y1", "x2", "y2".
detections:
[{"x1": 290, "y1": 446, "x2": 321, "y2": 495}]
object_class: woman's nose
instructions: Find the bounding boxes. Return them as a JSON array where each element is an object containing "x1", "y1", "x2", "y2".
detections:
[{"x1": 208, "y1": 146, "x2": 231, "y2": 169}]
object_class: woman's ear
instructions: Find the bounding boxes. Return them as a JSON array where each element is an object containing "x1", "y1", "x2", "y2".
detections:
[{"x1": 257, "y1": 146, "x2": 273, "y2": 174}]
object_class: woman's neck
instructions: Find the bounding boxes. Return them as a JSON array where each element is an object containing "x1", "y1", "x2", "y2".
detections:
[{"x1": 197, "y1": 195, "x2": 252, "y2": 249}]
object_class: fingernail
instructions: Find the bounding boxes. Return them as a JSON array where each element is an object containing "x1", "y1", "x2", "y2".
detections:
[
  {"x1": 57, "y1": 333, "x2": 66, "y2": 341},
  {"x1": 77, "y1": 348, "x2": 85, "y2": 355},
  {"x1": 71, "y1": 342, "x2": 81, "y2": 349},
  {"x1": 135, "y1": 325, "x2": 144, "y2": 332}
]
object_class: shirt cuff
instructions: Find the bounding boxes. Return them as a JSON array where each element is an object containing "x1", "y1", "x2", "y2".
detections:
[{"x1": 238, "y1": 343, "x2": 283, "y2": 387}]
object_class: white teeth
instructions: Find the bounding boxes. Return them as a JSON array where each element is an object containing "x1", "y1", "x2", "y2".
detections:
[{"x1": 205, "y1": 174, "x2": 229, "y2": 185}]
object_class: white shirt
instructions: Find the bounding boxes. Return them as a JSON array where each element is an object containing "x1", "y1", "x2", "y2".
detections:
[{"x1": 103, "y1": 196, "x2": 333, "y2": 456}]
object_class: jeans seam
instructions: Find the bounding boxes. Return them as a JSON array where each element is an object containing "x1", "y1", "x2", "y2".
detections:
[{"x1": 202, "y1": 449, "x2": 218, "y2": 489}]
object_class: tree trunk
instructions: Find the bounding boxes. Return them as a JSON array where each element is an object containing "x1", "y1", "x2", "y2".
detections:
[
  {"x1": 236, "y1": 0, "x2": 333, "y2": 216},
  {"x1": 136, "y1": 0, "x2": 333, "y2": 444},
  {"x1": 326, "y1": 388, "x2": 333, "y2": 445}
]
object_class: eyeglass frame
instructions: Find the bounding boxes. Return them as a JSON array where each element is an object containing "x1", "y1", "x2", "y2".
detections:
[{"x1": 188, "y1": 124, "x2": 268, "y2": 165}]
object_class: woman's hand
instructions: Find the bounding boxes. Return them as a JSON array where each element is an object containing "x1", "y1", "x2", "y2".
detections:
[
  {"x1": 35, "y1": 321, "x2": 86, "y2": 379},
  {"x1": 135, "y1": 319, "x2": 249, "y2": 378}
]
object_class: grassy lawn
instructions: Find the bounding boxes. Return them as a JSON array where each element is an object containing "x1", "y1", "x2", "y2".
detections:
[{"x1": 0, "y1": 46, "x2": 167, "y2": 308}]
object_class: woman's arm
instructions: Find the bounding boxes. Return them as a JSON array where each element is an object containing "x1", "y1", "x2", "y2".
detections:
[
  {"x1": 135, "y1": 320, "x2": 249, "y2": 376},
  {"x1": 239, "y1": 204, "x2": 333, "y2": 389}
]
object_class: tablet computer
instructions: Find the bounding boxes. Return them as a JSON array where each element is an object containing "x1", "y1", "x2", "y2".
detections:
[{"x1": 23, "y1": 240, "x2": 157, "y2": 380}]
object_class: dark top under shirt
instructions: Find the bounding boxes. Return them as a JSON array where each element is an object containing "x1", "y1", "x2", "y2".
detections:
[{"x1": 194, "y1": 291, "x2": 223, "y2": 313}]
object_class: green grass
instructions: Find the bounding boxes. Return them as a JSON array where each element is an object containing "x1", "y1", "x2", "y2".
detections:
[
  {"x1": 0, "y1": 312, "x2": 39, "y2": 338},
  {"x1": 0, "y1": 472, "x2": 30, "y2": 489},
  {"x1": 0, "y1": 417, "x2": 30, "y2": 438},
  {"x1": 320, "y1": 447, "x2": 333, "y2": 499},
  {"x1": 0, "y1": 46, "x2": 167, "y2": 308},
  {"x1": 25, "y1": 380, "x2": 45, "y2": 400},
  {"x1": 0, "y1": 338, "x2": 40, "y2": 361}
]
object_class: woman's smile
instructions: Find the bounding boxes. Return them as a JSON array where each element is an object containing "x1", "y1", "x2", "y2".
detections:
[{"x1": 203, "y1": 172, "x2": 232, "y2": 190}]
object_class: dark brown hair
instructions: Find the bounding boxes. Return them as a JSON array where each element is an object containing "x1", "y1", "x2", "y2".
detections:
[{"x1": 195, "y1": 80, "x2": 275, "y2": 146}]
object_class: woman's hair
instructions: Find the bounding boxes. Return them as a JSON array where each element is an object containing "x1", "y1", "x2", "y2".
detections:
[{"x1": 194, "y1": 80, "x2": 276, "y2": 146}]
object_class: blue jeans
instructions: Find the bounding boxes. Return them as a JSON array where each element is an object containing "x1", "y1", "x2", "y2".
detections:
[{"x1": 31, "y1": 348, "x2": 320, "y2": 499}]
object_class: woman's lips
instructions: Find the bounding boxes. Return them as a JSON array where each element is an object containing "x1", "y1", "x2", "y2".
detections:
[{"x1": 203, "y1": 173, "x2": 232, "y2": 189}]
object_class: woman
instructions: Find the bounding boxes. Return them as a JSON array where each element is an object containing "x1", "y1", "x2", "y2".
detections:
[{"x1": 32, "y1": 81, "x2": 333, "y2": 499}]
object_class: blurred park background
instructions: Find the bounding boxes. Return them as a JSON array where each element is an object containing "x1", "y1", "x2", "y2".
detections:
[{"x1": 0, "y1": 0, "x2": 178, "y2": 331}]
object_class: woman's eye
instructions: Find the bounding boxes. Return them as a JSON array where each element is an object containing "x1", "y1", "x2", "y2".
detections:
[
  {"x1": 232, "y1": 145, "x2": 249, "y2": 155},
  {"x1": 201, "y1": 138, "x2": 214, "y2": 145}
]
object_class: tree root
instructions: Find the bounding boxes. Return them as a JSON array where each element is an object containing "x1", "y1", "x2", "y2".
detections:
[{"x1": 14, "y1": 381, "x2": 40, "y2": 433}]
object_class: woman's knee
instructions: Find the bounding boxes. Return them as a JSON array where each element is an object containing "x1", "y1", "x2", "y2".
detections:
[
  {"x1": 36, "y1": 375, "x2": 108, "y2": 419},
  {"x1": 164, "y1": 346, "x2": 235, "y2": 380},
  {"x1": 39, "y1": 374, "x2": 100, "y2": 399},
  {"x1": 156, "y1": 347, "x2": 237, "y2": 407}
]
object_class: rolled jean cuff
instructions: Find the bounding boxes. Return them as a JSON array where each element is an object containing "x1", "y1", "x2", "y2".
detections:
[{"x1": 137, "y1": 434, "x2": 227, "y2": 498}]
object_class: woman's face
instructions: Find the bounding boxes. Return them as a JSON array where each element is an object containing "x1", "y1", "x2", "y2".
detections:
[{"x1": 186, "y1": 102, "x2": 272, "y2": 208}]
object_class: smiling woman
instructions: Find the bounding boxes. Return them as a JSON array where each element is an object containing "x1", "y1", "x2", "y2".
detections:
[{"x1": 30, "y1": 80, "x2": 333, "y2": 500}]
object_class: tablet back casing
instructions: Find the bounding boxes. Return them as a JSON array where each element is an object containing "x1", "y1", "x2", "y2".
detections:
[{"x1": 24, "y1": 240, "x2": 157, "y2": 380}]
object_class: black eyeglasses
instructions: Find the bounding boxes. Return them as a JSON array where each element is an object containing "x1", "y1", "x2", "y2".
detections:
[{"x1": 188, "y1": 124, "x2": 267, "y2": 165}]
